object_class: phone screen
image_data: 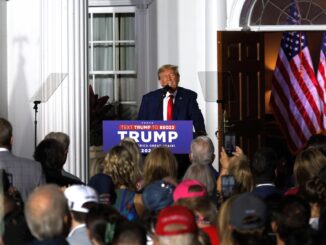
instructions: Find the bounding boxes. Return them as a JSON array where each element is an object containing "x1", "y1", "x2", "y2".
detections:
[
  {"x1": 221, "y1": 175, "x2": 235, "y2": 199},
  {"x1": 223, "y1": 132, "x2": 236, "y2": 156}
]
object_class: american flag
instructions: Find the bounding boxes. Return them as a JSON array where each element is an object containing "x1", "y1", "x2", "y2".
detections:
[
  {"x1": 270, "y1": 3, "x2": 323, "y2": 153},
  {"x1": 316, "y1": 32, "x2": 326, "y2": 132}
]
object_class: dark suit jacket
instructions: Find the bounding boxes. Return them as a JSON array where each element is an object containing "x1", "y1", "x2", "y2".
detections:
[
  {"x1": 137, "y1": 87, "x2": 206, "y2": 134},
  {"x1": 0, "y1": 151, "x2": 46, "y2": 202}
]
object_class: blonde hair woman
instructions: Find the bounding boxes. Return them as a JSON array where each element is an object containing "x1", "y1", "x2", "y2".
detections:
[
  {"x1": 120, "y1": 138, "x2": 144, "y2": 191},
  {"x1": 143, "y1": 147, "x2": 178, "y2": 186},
  {"x1": 217, "y1": 195, "x2": 238, "y2": 245},
  {"x1": 103, "y1": 145, "x2": 143, "y2": 219}
]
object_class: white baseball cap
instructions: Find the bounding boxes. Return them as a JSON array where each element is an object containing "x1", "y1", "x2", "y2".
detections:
[{"x1": 64, "y1": 185, "x2": 98, "y2": 213}]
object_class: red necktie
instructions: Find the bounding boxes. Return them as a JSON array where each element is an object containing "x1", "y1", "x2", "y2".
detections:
[{"x1": 167, "y1": 95, "x2": 174, "y2": 120}]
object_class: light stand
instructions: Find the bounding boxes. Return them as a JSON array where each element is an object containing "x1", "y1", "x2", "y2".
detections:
[{"x1": 33, "y1": 101, "x2": 41, "y2": 150}]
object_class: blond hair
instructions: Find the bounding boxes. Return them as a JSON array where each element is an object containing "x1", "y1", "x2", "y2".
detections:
[
  {"x1": 143, "y1": 147, "x2": 178, "y2": 186},
  {"x1": 103, "y1": 145, "x2": 136, "y2": 190},
  {"x1": 218, "y1": 195, "x2": 238, "y2": 245},
  {"x1": 229, "y1": 158, "x2": 253, "y2": 193},
  {"x1": 120, "y1": 138, "x2": 143, "y2": 181}
]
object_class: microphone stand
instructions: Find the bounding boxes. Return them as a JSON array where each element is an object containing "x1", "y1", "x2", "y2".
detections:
[{"x1": 33, "y1": 101, "x2": 41, "y2": 150}]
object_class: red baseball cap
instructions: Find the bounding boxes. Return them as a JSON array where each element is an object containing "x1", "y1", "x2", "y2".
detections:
[{"x1": 155, "y1": 205, "x2": 197, "y2": 236}]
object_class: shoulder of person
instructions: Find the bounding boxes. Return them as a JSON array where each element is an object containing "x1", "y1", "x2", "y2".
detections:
[{"x1": 177, "y1": 86, "x2": 198, "y2": 97}]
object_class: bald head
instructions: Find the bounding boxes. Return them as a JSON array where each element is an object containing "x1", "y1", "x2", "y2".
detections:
[{"x1": 25, "y1": 184, "x2": 69, "y2": 240}]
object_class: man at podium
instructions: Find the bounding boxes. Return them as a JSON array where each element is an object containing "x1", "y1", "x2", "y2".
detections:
[
  {"x1": 138, "y1": 64, "x2": 206, "y2": 178},
  {"x1": 137, "y1": 64, "x2": 206, "y2": 137}
]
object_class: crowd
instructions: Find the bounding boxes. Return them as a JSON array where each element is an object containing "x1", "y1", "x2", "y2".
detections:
[{"x1": 0, "y1": 117, "x2": 326, "y2": 245}]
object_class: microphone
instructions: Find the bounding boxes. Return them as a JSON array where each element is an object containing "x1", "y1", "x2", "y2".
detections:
[{"x1": 162, "y1": 85, "x2": 170, "y2": 98}]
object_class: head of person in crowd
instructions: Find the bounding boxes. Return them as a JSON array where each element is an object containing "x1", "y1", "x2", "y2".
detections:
[
  {"x1": 141, "y1": 178, "x2": 176, "y2": 242},
  {"x1": 112, "y1": 220, "x2": 147, "y2": 245},
  {"x1": 218, "y1": 194, "x2": 238, "y2": 245},
  {"x1": 88, "y1": 173, "x2": 116, "y2": 205},
  {"x1": 103, "y1": 145, "x2": 137, "y2": 190},
  {"x1": 142, "y1": 179, "x2": 175, "y2": 214},
  {"x1": 228, "y1": 158, "x2": 254, "y2": 194},
  {"x1": 45, "y1": 132, "x2": 70, "y2": 162},
  {"x1": 229, "y1": 192, "x2": 267, "y2": 245},
  {"x1": 25, "y1": 184, "x2": 71, "y2": 241},
  {"x1": 183, "y1": 164, "x2": 215, "y2": 196},
  {"x1": 0, "y1": 169, "x2": 34, "y2": 244},
  {"x1": 143, "y1": 147, "x2": 178, "y2": 186},
  {"x1": 85, "y1": 203, "x2": 125, "y2": 245},
  {"x1": 34, "y1": 138, "x2": 66, "y2": 171},
  {"x1": 251, "y1": 147, "x2": 277, "y2": 185},
  {"x1": 306, "y1": 134, "x2": 326, "y2": 156},
  {"x1": 120, "y1": 138, "x2": 144, "y2": 191},
  {"x1": 173, "y1": 179, "x2": 207, "y2": 203},
  {"x1": 189, "y1": 136, "x2": 215, "y2": 165},
  {"x1": 64, "y1": 185, "x2": 98, "y2": 244},
  {"x1": 271, "y1": 195, "x2": 315, "y2": 245},
  {"x1": 120, "y1": 137, "x2": 143, "y2": 170},
  {"x1": 157, "y1": 64, "x2": 180, "y2": 92},
  {"x1": 300, "y1": 176, "x2": 326, "y2": 230},
  {"x1": 0, "y1": 118, "x2": 13, "y2": 151},
  {"x1": 294, "y1": 147, "x2": 326, "y2": 189},
  {"x1": 154, "y1": 205, "x2": 205, "y2": 245}
]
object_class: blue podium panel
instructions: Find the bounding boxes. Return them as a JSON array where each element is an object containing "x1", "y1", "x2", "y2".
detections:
[{"x1": 103, "y1": 120, "x2": 193, "y2": 154}]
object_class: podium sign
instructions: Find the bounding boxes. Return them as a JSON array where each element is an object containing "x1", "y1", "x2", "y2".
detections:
[{"x1": 103, "y1": 120, "x2": 193, "y2": 154}]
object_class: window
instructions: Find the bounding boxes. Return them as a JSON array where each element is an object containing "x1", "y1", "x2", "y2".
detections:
[
  {"x1": 89, "y1": 7, "x2": 138, "y2": 119},
  {"x1": 240, "y1": 0, "x2": 326, "y2": 27}
]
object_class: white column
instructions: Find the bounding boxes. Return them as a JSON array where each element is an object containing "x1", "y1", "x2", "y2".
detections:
[{"x1": 40, "y1": 0, "x2": 88, "y2": 181}]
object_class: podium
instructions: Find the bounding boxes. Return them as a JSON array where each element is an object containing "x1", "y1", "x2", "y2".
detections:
[{"x1": 103, "y1": 120, "x2": 193, "y2": 154}]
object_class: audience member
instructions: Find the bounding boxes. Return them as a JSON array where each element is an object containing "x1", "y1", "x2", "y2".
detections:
[
  {"x1": 217, "y1": 195, "x2": 238, "y2": 245},
  {"x1": 85, "y1": 203, "x2": 124, "y2": 245},
  {"x1": 45, "y1": 132, "x2": 82, "y2": 182},
  {"x1": 306, "y1": 134, "x2": 326, "y2": 156},
  {"x1": 143, "y1": 147, "x2": 178, "y2": 186},
  {"x1": 141, "y1": 179, "x2": 176, "y2": 244},
  {"x1": 216, "y1": 146, "x2": 247, "y2": 196},
  {"x1": 120, "y1": 138, "x2": 144, "y2": 191},
  {"x1": 301, "y1": 176, "x2": 326, "y2": 230},
  {"x1": 142, "y1": 179, "x2": 175, "y2": 214},
  {"x1": 173, "y1": 179, "x2": 220, "y2": 245},
  {"x1": 112, "y1": 220, "x2": 147, "y2": 245},
  {"x1": 25, "y1": 184, "x2": 71, "y2": 244},
  {"x1": 154, "y1": 205, "x2": 209, "y2": 245},
  {"x1": 228, "y1": 157, "x2": 253, "y2": 194},
  {"x1": 251, "y1": 147, "x2": 282, "y2": 200},
  {"x1": 88, "y1": 173, "x2": 116, "y2": 205},
  {"x1": 103, "y1": 145, "x2": 143, "y2": 220},
  {"x1": 64, "y1": 185, "x2": 99, "y2": 245},
  {"x1": 189, "y1": 136, "x2": 218, "y2": 180},
  {"x1": 292, "y1": 147, "x2": 326, "y2": 193},
  {"x1": 0, "y1": 118, "x2": 45, "y2": 202},
  {"x1": 1, "y1": 169, "x2": 34, "y2": 244},
  {"x1": 183, "y1": 163, "x2": 216, "y2": 197},
  {"x1": 34, "y1": 139, "x2": 83, "y2": 186},
  {"x1": 229, "y1": 192, "x2": 267, "y2": 245},
  {"x1": 271, "y1": 195, "x2": 316, "y2": 245}
]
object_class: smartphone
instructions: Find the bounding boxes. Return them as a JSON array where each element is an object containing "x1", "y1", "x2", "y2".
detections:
[
  {"x1": 221, "y1": 175, "x2": 235, "y2": 199},
  {"x1": 223, "y1": 132, "x2": 236, "y2": 156}
]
